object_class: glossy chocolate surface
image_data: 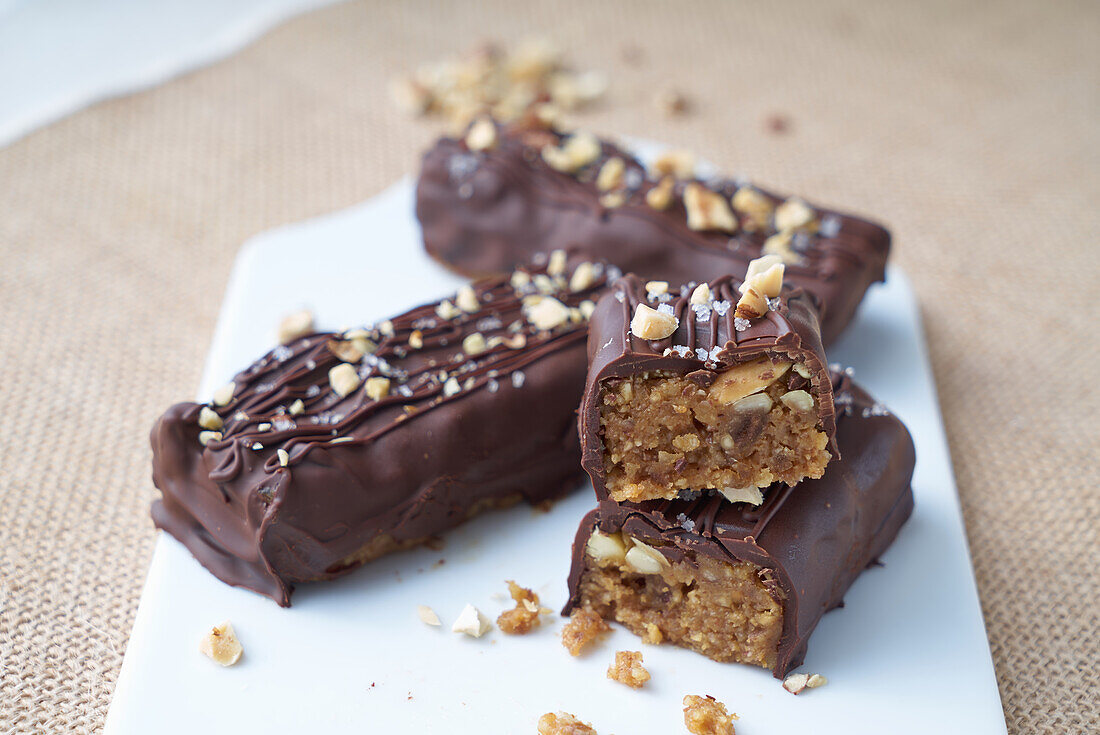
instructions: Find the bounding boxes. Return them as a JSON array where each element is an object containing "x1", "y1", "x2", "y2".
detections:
[
  {"x1": 416, "y1": 120, "x2": 891, "y2": 344},
  {"x1": 565, "y1": 371, "x2": 916, "y2": 677}
]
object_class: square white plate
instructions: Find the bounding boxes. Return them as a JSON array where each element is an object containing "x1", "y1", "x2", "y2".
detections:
[{"x1": 105, "y1": 177, "x2": 1006, "y2": 734}]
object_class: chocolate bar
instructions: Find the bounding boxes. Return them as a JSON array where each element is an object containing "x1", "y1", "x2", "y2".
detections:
[
  {"x1": 564, "y1": 371, "x2": 915, "y2": 677},
  {"x1": 151, "y1": 256, "x2": 610, "y2": 605},
  {"x1": 416, "y1": 117, "x2": 891, "y2": 345},
  {"x1": 580, "y1": 268, "x2": 837, "y2": 505}
]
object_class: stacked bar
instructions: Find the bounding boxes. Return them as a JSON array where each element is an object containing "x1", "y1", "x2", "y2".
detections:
[
  {"x1": 416, "y1": 116, "x2": 892, "y2": 344},
  {"x1": 151, "y1": 256, "x2": 610, "y2": 605}
]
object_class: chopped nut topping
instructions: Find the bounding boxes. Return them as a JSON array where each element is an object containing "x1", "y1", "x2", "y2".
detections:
[
  {"x1": 578, "y1": 300, "x2": 596, "y2": 320},
  {"x1": 277, "y1": 448, "x2": 289, "y2": 467},
  {"x1": 762, "y1": 231, "x2": 800, "y2": 263},
  {"x1": 328, "y1": 363, "x2": 361, "y2": 397},
  {"x1": 731, "y1": 186, "x2": 774, "y2": 230},
  {"x1": 328, "y1": 338, "x2": 364, "y2": 363},
  {"x1": 645, "y1": 280, "x2": 669, "y2": 296},
  {"x1": 774, "y1": 197, "x2": 817, "y2": 232},
  {"x1": 542, "y1": 131, "x2": 601, "y2": 173},
  {"x1": 417, "y1": 605, "x2": 441, "y2": 626},
  {"x1": 443, "y1": 377, "x2": 461, "y2": 397},
  {"x1": 277, "y1": 309, "x2": 314, "y2": 344},
  {"x1": 462, "y1": 332, "x2": 488, "y2": 355},
  {"x1": 256, "y1": 422, "x2": 271, "y2": 432},
  {"x1": 561, "y1": 607, "x2": 611, "y2": 656},
  {"x1": 690, "y1": 283, "x2": 711, "y2": 305},
  {"x1": 740, "y1": 261, "x2": 784, "y2": 299},
  {"x1": 596, "y1": 156, "x2": 626, "y2": 191},
  {"x1": 451, "y1": 603, "x2": 492, "y2": 638},
  {"x1": 652, "y1": 149, "x2": 696, "y2": 179},
  {"x1": 569, "y1": 262, "x2": 597, "y2": 292},
  {"x1": 683, "y1": 694, "x2": 738, "y2": 735},
  {"x1": 526, "y1": 296, "x2": 571, "y2": 330},
  {"x1": 629, "y1": 303, "x2": 678, "y2": 340},
  {"x1": 212, "y1": 382, "x2": 235, "y2": 407},
  {"x1": 684, "y1": 183, "x2": 737, "y2": 233},
  {"x1": 744, "y1": 253, "x2": 784, "y2": 281},
  {"x1": 497, "y1": 581, "x2": 548, "y2": 635},
  {"x1": 734, "y1": 285, "x2": 769, "y2": 320},
  {"x1": 464, "y1": 117, "x2": 497, "y2": 151},
  {"x1": 624, "y1": 537, "x2": 670, "y2": 574},
  {"x1": 780, "y1": 389, "x2": 815, "y2": 413},
  {"x1": 645, "y1": 176, "x2": 675, "y2": 210},
  {"x1": 505, "y1": 333, "x2": 528, "y2": 349},
  {"x1": 586, "y1": 530, "x2": 627, "y2": 564},
  {"x1": 598, "y1": 191, "x2": 626, "y2": 208},
  {"x1": 436, "y1": 300, "x2": 461, "y2": 320},
  {"x1": 365, "y1": 376, "x2": 391, "y2": 401},
  {"x1": 199, "y1": 621, "x2": 243, "y2": 667},
  {"x1": 607, "y1": 650, "x2": 650, "y2": 688},
  {"x1": 456, "y1": 285, "x2": 480, "y2": 313},
  {"x1": 198, "y1": 406, "x2": 223, "y2": 431},
  {"x1": 408, "y1": 330, "x2": 424, "y2": 349},
  {"x1": 198, "y1": 430, "x2": 222, "y2": 446},
  {"x1": 547, "y1": 249, "x2": 568, "y2": 277},
  {"x1": 510, "y1": 270, "x2": 531, "y2": 289},
  {"x1": 537, "y1": 712, "x2": 598, "y2": 735},
  {"x1": 378, "y1": 319, "x2": 395, "y2": 337},
  {"x1": 288, "y1": 398, "x2": 305, "y2": 416},
  {"x1": 718, "y1": 486, "x2": 763, "y2": 505}
]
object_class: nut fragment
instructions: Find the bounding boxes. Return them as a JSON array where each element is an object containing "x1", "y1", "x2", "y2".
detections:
[
  {"x1": 645, "y1": 280, "x2": 669, "y2": 296},
  {"x1": 464, "y1": 117, "x2": 497, "y2": 151},
  {"x1": 198, "y1": 430, "x2": 222, "y2": 446},
  {"x1": 542, "y1": 131, "x2": 601, "y2": 173},
  {"x1": 277, "y1": 309, "x2": 314, "y2": 344},
  {"x1": 645, "y1": 176, "x2": 675, "y2": 210},
  {"x1": 779, "y1": 389, "x2": 815, "y2": 413},
  {"x1": 288, "y1": 398, "x2": 305, "y2": 415},
  {"x1": 652, "y1": 149, "x2": 696, "y2": 179},
  {"x1": 526, "y1": 296, "x2": 571, "y2": 330},
  {"x1": 599, "y1": 191, "x2": 626, "y2": 208},
  {"x1": 436, "y1": 300, "x2": 461, "y2": 320},
  {"x1": 547, "y1": 249, "x2": 568, "y2": 277},
  {"x1": 212, "y1": 382, "x2": 235, "y2": 407},
  {"x1": 596, "y1": 156, "x2": 625, "y2": 192},
  {"x1": 731, "y1": 185, "x2": 774, "y2": 230},
  {"x1": 569, "y1": 262, "x2": 597, "y2": 292},
  {"x1": 782, "y1": 671, "x2": 826, "y2": 694},
  {"x1": 365, "y1": 376, "x2": 391, "y2": 401},
  {"x1": 456, "y1": 285, "x2": 480, "y2": 313},
  {"x1": 408, "y1": 330, "x2": 424, "y2": 349},
  {"x1": 607, "y1": 650, "x2": 650, "y2": 688},
  {"x1": 734, "y1": 285, "x2": 769, "y2": 320},
  {"x1": 807, "y1": 673, "x2": 828, "y2": 688},
  {"x1": 690, "y1": 283, "x2": 711, "y2": 305},
  {"x1": 462, "y1": 332, "x2": 488, "y2": 355},
  {"x1": 417, "y1": 605, "x2": 441, "y2": 627},
  {"x1": 708, "y1": 357, "x2": 792, "y2": 405},
  {"x1": 732, "y1": 392, "x2": 774, "y2": 414},
  {"x1": 537, "y1": 712, "x2": 597, "y2": 735},
  {"x1": 624, "y1": 537, "x2": 670, "y2": 574},
  {"x1": 683, "y1": 694, "x2": 737, "y2": 735},
  {"x1": 684, "y1": 183, "x2": 737, "y2": 233},
  {"x1": 775, "y1": 197, "x2": 816, "y2": 232},
  {"x1": 793, "y1": 362, "x2": 812, "y2": 379},
  {"x1": 328, "y1": 363, "x2": 361, "y2": 397},
  {"x1": 451, "y1": 603, "x2": 492, "y2": 638},
  {"x1": 199, "y1": 621, "x2": 243, "y2": 667},
  {"x1": 277, "y1": 448, "x2": 289, "y2": 467},
  {"x1": 586, "y1": 530, "x2": 627, "y2": 564},
  {"x1": 198, "y1": 406, "x2": 223, "y2": 431},
  {"x1": 578, "y1": 300, "x2": 596, "y2": 320},
  {"x1": 719, "y1": 486, "x2": 764, "y2": 505},
  {"x1": 744, "y1": 254, "x2": 784, "y2": 282},
  {"x1": 741, "y1": 261, "x2": 785, "y2": 299},
  {"x1": 443, "y1": 377, "x2": 461, "y2": 397},
  {"x1": 497, "y1": 580, "x2": 548, "y2": 635},
  {"x1": 629, "y1": 303, "x2": 678, "y2": 340},
  {"x1": 762, "y1": 231, "x2": 800, "y2": 264},
  {"x1": 328, "y1": 338, "x2": 364, "y2": 363}
]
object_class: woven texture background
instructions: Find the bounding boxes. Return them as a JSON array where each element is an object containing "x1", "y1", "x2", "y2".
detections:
[{"x1": 1, "y1": 0, "x2": 1096, "y2": 731}]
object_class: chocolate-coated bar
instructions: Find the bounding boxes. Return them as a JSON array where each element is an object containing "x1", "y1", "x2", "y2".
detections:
[
  {"x1": 416, "y1": 117, "x2": 891, "y2": 344},
  {"x1": 151, "y1": 256, "x2": 610, "y2": 605},
  {"x1": 564, "y1": 370, "x2": 915, "y2": 677},
  {"x1": 580, "y1": 270, "x2": 837, "y2": 505}
]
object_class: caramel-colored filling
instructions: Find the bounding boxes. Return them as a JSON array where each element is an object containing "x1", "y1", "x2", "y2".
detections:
[
  {"x1": 577, "y1": 532, "x2": 785, "y2": 670},
  {"x1": 600, "y1": 364, "x2": 829, "y2": 503}
]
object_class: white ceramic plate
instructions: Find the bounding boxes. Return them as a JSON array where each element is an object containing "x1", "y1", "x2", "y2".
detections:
[{"x1": 105, "y1": 176, "x2": 1006, "y2": 734}]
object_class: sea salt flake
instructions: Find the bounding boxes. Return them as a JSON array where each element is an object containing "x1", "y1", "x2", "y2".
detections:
[
  {"x1": 712, "y1": 300, "x2": 731, "y2": 316},
  {"x1": 397, "y1": 384, "x2": 413, "y2": 398},
  {"x1": 767, "y1": 297, "x2": 781, "y2": 311},
  {"x1": 695, "y1": 348, "x2": 709, "y2": 361},
  {"x1": 676, "y1": 513, "x2": 696, "y2": 532},
  {"x1": 511, "y1": 371, "x2": 526, "y2": 389},
  {"x1": 487, "y1": 378, "x2": 499, "y2": 393},
  {"x1": 272, "y1": 418, "x2": 295, "y2": 431},
  {"x1": 672, "y1": 345, "x2": 692, "y2": 358},
  {"x1": 306, "y1": 385, "x2": 321, "y2": 398},
  {"x1": 476, "y1": 316, "x2": 503, "y2": 331},
  {"x1": 448, "y1": 152, "x2": 479, "y2": 182},
  {"x1": 656, "y1": 303, "x2": 675, "y2": 316},
  {"x1": 734, "y1": 317, "x2": 750, "y2": 332},
  {"x1": 254, "y1": 382, "x2": 274, "y2": 394},
  {"x1": 692, "y1": 303, "x2": 711, "y2": 322},
  {"x1": 614, "y1": 291, "x2": 626, "y2": 302},
  {"x1": 272, "y1": 345, "x2": 293, "y2": 362},
  {"x1": 820, "y1": 214, "x2": 841, "y2": 238}
]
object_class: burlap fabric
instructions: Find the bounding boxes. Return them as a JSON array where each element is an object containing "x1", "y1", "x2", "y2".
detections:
[{"x1": 1, "y1": 0, "x2": 1096, "y2": 731}]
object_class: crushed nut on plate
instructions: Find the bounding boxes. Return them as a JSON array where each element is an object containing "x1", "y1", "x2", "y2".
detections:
[
  {"x1": 199, "y1": 620, "x2": 243, "y2": 667},
  {"x1": 417, "y1": 605, "x2": 442, "y2": 627},
  {"x1": 783, "y1": 671, "x2": 827, "y2": 694},
  {"x1": 497, "y1": 580, "x2": 549, "y2": 635},
  {"x1": 451, "y1": 603, "x2": 492, "y2": 638}
]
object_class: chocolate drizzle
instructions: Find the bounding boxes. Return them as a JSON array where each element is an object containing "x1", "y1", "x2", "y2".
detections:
[
  {"x1": 564, "y1": 371, "x2": 917, "y2": 677},
  {"x1": 579, "y1": 273, "x2": 837, "y2": 502},
  {"x1": 416, "y1": 120, "x2": 892, "y2": 344},
  {"x1": 151, "y1": 258, "x2": 611, "y2": 605}
]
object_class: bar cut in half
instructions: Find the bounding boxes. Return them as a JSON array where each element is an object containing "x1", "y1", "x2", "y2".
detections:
[
  {"x1": 579, "y1": 263, "x2": 836, "y2": 505},
  {"x1": 565, "y1": 370, "x2": 915, "y2": 677}
]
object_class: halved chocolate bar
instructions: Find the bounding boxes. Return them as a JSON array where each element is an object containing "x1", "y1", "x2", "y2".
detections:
[
  {"x1": 416, "y1": 117, "x2": 891, "y2": 344},
  {"x1": 580, "y1": 269, "x2": 836, "y2": 505},
  {"x1": 564, "y1": 371, "x2": 915, "y2": 677},
  {"x1": 151, "y1": 256, "x2": 610, "y2": 605}
]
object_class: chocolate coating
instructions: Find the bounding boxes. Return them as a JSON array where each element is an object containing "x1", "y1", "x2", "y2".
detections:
[
  {"x1": 416, "y1": 120, "x2": 891, "y2": 344},
  {"x1": 564, "y1": 371, "x2": 916, "y2": 677},
  {"x1": 579, "y1": 273, "x2": 836, "y2": 502},
  {"x1": 151, "y1": 260, "x2": 610, "y2": 605}
]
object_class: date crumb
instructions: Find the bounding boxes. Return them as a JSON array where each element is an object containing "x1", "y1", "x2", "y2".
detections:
[
  {"x1": 683, "y1": 694, "x2": 738, "y2": 735},
  {"x1": 498, "y1": 580, "x2": 550, "y2": 634},
  {"x1": 537, "y1": 711, "x2": 597, "y2": 735},
  {"x1": 606, "y1": 650, "x2": 650, "y2": 688},
  {"x1": 561, "y1": 607, "x2": 611, "y2": 656}
]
